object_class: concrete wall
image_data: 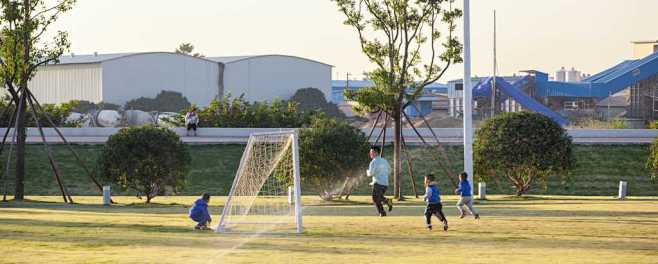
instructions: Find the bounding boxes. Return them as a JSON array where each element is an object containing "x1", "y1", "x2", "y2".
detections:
[
  {"x1": 3, "y1": 128, "x2": 656, "y2": 145},
  {"x1": 101, "y1": 53, "x2": 221, "y2": 106},
  {"x1": 29, "y1": 64, "x2": 103, "y2": 104},
  {"x1": 223, "y1": 55, "x2": 332, "y2": 102}
]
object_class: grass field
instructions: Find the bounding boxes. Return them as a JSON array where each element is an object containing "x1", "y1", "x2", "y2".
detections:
[
  {"x1": 1, "y1": 144, "x2": 656, "y2": 197},
  {"x1": 1, "y1": 196, "x2": 657, "y2": 263}
]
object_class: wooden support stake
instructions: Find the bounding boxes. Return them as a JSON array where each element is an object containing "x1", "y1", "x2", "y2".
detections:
[
  {"x1": 401, "y1": 108, "x2": 458, "y2": 187},
  {"x1": 27, "y1": 91, "x2": 105, "y2": 195},
  {"x1": 379, "y1": 113, "x2": 391, "y2": 157},
  {"x1": 3, "y1": 126, "x2": 16, "y2": 202},
  {"x1": 366, "y1": 111, "x2": 383, "y2": 142},
  {"x1": 0, "y1": 100, "x2": 17, "y2": 201},
  {"x1": 400, "y1": 134, "x2": 419, "y2": 198},
  {"x1": 26, "y1": 95, "x2": 72, "y2": 204}
]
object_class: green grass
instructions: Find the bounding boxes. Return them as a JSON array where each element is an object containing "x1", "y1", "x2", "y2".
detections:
[
  {"x1": 1, "y1": 196, "x2": 657, "y2": 263},
  {"x1": 0, "y1": 144, "x2": 656, "y2": 198}
]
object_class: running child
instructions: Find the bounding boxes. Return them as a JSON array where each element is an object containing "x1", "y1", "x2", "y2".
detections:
[
  {"x1": 424, "y1": 174, "x2": 448, "y2": 231},
  {"x1": 455, "y1": 172, "x2": 480, "y2": 219}
]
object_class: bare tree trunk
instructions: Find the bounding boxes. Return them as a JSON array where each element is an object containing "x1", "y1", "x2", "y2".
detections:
[
  {"x1": 14, "y1": 94, "x2": 26, "y2": 200},
  {"x1": 393, "y1": 108, "x2": 403, "y2": 200},
  {"x1": 15, "y1": 0, "x2": 32, "y2": 201}
]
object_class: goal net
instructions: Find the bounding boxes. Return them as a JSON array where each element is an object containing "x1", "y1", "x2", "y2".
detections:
[{"x1": 217, "y1": 131, "x2": 303, "y2": 233}]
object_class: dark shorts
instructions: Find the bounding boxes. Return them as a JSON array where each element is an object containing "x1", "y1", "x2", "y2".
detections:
[
  {"x1": 425, "y1": 203, "x2": 443, "y2": 215},
  {"x1": 187, "y1": 123, "x2": 197, "y2": 131}
]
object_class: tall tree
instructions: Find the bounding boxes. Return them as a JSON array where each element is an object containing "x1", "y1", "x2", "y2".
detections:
[
  {"x1": 175, "y1": 43, "x2": 204, "y2": 58},
  {"x1": 0, "y1": 0, "x2": 76, "y2": 200},
  {"x1": 333, "y1": 0, "x2": 463, "y2": 199}
]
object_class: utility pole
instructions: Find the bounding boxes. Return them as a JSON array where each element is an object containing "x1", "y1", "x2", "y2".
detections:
[
  {"x1": 346, "y1": 72, "x2": 351, "y2": 90},
  {"x1": 491, "y1": 10, "x2": 497, "y2": 118},
  {"x1": 463, "y1": 0, "x2": 474, "y2": 190}
]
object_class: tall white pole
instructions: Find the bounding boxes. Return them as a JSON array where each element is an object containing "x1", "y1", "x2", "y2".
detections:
[{"x1": 463, "y1": 0, "x2": 474, "y2": 191}]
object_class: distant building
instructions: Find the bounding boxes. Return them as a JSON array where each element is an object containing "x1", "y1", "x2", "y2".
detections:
[
  {"x1": 447, "y1": 76, "x2": 523, "y2": 117},
  {"x1": 596, "y1": 89, "x2": 629, "y2": 120},
  {"x1": 331, "y1": 80, "x2": 447, "y2": 117},
  {"x1": 209, "y1": 55, "x2": 332, "y2": 103},
  {"x1": 330, "y1": 80, "x2": 447, "y2": 103},
  {"x1": 566, "y1": 67, "x2": 582, "y2": 83},
  {"x1": 632, "y1": 40, "x2": 658, "y2": 60},
  {"x1": 556, "y1": 67, "x2": 567, "y2": 82},
  {"x1": 28, "y1": 52, "x2": 332, "y2": 106}
]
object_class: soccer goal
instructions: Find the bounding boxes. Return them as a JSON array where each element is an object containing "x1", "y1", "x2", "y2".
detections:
[{"x1": 217, "y1": 130, "x2": 303, "y2": 234}]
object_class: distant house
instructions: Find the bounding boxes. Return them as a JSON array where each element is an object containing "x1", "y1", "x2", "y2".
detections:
[
  {"x1": 331, "y1": 80, "x2": 447, "y2": 117},
  {"x1": 330, "y1": 80, "x2": 447, "y2": 103},
  {"x1": 596, "y1": 90, "x2": 630, "y2": 120}
]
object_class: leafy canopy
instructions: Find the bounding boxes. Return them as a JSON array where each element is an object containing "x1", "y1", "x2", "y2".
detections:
[
  {"x1": 99, "y1": 125, "x2": 190, "y2": 203},
  {"x1": 334, "y1": 0, "x2": 463, "y2": 113},
  {"x1": 474, "y1": 112, "x2": 575, "y2": 196},
  {"x1": 299, "y1": 114, "x2": 371, "y2": 200}
]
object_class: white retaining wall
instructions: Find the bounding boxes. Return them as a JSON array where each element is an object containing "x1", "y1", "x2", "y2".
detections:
[{"x1": 0, "y1": 128, "x2": 656, "y2": 145}]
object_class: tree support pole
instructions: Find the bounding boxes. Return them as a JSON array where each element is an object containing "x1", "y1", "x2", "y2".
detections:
[
  {"x1": 28, "y1": 91, "x2": 105, "y2": 195},
  {"x1": 377, "y1": 113, "x2": 391, "y2": 156},
  {"x1": 366, "y1": 111, "x2": 383, "y2": 142},
  {"x1": 401, "y1": 108, "x2": 457, "y2": 187},
  {"x1": 410, "y1": 103, "x2": 457, "y2": 166},
  {"x1": 1, "y1": 101, "x2": 17, "y2": 202},
  {"x1": 400, "y1": 134, "x2": 419, "y2": 198},
  {"x1": 12, "y1": 91, "x2": 26, "y2": 200},
  {"x1": 26, "y1": 95, "x2": 72, "y2": 204}
]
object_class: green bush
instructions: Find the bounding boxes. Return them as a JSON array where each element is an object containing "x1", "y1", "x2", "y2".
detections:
[
  {"x1": 98, "y1": 125, "x2": 190, "y2": 203},
  {"x1": 299, "y1": 115, "x2": 370, "y2": 200},
  {"x1": 68, "y1": 100, "x2": 120, "y2": 113},
  {"x1": 124, "y1": 91, "x2": 191, "y2": 112},
  {"x1": 610, "y1": 118, "x2": 627, "y2": 129},
  {"x1": 0, "y1": 95, "x2": 74, "y2": 127},
  {"x1": 290, "y1": 88, "x2": 346, "y2": 119},
  {"x1": 175, "y1": 94, "x2": 315, "y2": 128},
  {"x1": 474, "y1": 112, "x2": 575, "y2": 196}
]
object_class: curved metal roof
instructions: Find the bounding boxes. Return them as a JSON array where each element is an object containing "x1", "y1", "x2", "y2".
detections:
[{"x1": 207, "y1": 54, "x2": 333, "y2": 67}]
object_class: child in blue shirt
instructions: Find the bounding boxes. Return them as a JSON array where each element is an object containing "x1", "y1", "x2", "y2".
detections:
[
  {"x1": 424, "y1": 174, "x2": 448, "y2": 231},
  {"x1": 189, "y1": 193, "x2": 212, "y2": 230},
  {"x1": 454, "y1": 172, "x2": 480, "y2": 219}
]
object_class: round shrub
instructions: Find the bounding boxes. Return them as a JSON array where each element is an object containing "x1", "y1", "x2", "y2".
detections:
[
  {"x1": 299, "y1": 115, "x2": 370, "y2": 200},
  {"x1": 99, "y1": 125, "x2": 190, "y2": 203},
  {"x1": 474, "y1": 112, "x2": 575, "y2": 196}
]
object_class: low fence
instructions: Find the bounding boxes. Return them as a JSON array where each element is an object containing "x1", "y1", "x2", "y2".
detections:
[{"x1": 0, "y1": 127, "x2": 656, "y2": 145}]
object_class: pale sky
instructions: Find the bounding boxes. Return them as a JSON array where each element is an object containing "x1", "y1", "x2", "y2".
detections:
[{"x1": 51, "y1": 0, "x2": 658, "y2": 82}]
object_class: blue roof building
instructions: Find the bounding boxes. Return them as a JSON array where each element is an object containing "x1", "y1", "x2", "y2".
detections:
[{"x1": 331, "y1": 80, "x2": 447, "y2": 103}]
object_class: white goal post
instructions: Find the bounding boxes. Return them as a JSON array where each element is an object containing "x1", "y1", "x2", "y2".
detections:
[{"x1": 217, "y1": 130, "x2": 303, "y2": 233}]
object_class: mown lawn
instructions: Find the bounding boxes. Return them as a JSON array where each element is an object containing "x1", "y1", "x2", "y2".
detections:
[
  {"x1": 0, "y1": 144, "x2": 656, "y2": 197},
  {"x1": 0, "y1": 196, "x2": 657, "y2": 264}
]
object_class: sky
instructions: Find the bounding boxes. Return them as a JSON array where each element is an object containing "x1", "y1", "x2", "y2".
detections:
[{"x1": 50, "y1": 0, "x2": 658, "y2": 82}]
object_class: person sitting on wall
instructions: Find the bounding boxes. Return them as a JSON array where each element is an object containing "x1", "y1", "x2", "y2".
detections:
[{"x1": 185, "y1": 107, "x2": 199, "y2": 136}]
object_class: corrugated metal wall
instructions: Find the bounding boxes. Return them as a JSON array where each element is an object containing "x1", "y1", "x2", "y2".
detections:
[
  {"x1": 223, "y1": 56, "x2": 332, "y2": 102},
  {"x1": 101, "y1": 53, "x2": 220, "y2": 106},
  {"x1": 29, "y1": 64, "x2": 102, "y2": 104}
]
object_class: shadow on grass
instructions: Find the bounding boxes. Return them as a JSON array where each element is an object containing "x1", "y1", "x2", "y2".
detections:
[
  {"x1": 0, "y1": 199, "x2": 224, "y2": 215},
  {"x1": 0, "y1": 218, "x2": 193, "y2": 234}
]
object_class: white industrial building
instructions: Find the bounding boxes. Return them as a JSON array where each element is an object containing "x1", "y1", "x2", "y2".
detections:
[
  {"x1": 208, "y1": 55, "x2": 332, "y2": 102},
  {"x1": 28, "y1": 52, "x2": 332, "y2": 106}
]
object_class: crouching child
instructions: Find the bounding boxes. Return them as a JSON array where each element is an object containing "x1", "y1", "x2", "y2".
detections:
[
  {"x1": 424, "y1": 174, "x2": 448, "y2": 231},
  {"x1": 189, "y1": 193, "x2": 212, "y2": 230}
]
